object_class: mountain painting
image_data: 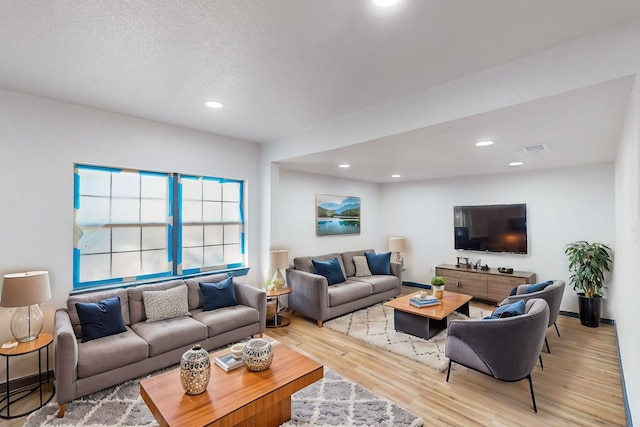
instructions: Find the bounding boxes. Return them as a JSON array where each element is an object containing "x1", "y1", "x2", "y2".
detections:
[{"x1": 316, "y1": 194, "x2": 361, "y2": 236}]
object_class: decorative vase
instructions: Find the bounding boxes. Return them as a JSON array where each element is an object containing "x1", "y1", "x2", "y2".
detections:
[
  {"x1": 180, "y1": 344, "x2": 211, "y2": 395},
  {"x1": 433, "y1": 285, "x2": 444, "y2": 299},
  {"x1": 242, "y1": 338, "x2": 273, "y2": 371}
]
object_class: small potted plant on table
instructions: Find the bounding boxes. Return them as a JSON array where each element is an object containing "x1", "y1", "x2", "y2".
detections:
[{"x1": 430, "y1": 276, "x2": 446, "y2": 299}]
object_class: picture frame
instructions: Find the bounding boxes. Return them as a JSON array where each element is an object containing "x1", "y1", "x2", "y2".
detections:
[{"x1": 316, "y1": 194, "x2": 361, "y2": 236}]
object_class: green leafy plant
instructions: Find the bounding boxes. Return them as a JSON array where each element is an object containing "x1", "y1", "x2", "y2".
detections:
[
  {"x1": 430, "y1": 276, "x2": 446, "y2": 287},
  {"x1": 565, "y1": 241, "x2": 612, "y2": 298}
]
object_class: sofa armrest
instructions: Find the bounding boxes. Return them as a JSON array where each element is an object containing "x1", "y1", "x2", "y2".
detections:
[
  {"x1": 54, "y1": 308, "x2": 79, "y2": 408},
  {"x1": 390, "y1": 261, "x2": 403, "y2": 284},
  {"x1": 234, "y1": 282, "x2": 267, "y2": 332},
  {"x1": 286, "y1": 268, "x2": 329, "y2": 323}
]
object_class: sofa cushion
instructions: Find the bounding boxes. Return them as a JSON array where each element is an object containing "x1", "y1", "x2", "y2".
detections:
[
  {"x1": 351, "y1": 275, "x2": 398, "y2": 294},
  {"x1": 340, "y1": 249, "x2": 374, "y2": 277},
  {"x1": 67, "y1": 288, "x2": 130, "y2": 339},
  {"x1": 365, "y1": 252, "x2": 392, "y2": 275},
  {"x1": 312, "y1": 258, "x2": 347, "y2": 286},
  {"x1": 294, "y1": 253, "x2": 347, "y2": 279},
  {"x1": 130, "y1": 316, "x2": 208, "y2": 357},
  {"x1": 200, "y1": 277, "x2": 238, "y2": 311},
  {"x1": 327, "y1": 280, "x2": 373, "y2": 307},
  {"x1": 75, "y1": 296, "x2": 127, "y2": 342},
  {"x1": 142, "y1": 284, "x2": 190, "y2": 322},
  {"x1": 191, "y1": 305, "x2": 260, "y2": 336},
  {"x1": 128, "y1": 279, "x2": 186, "y2": 323},
  {"x1": 353, "y1": 255, "x2": 373, "y2": 277},
  {"x1": 77, "y1": 328, "x2": 148, "y2": 378},
  {"x1": 184, "y1": 273, "x2": 230, "y2": 310}
]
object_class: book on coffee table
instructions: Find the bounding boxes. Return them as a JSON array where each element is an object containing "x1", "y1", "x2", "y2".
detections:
[
  {"x1": 409, "y1": 297, "x2": 440, "y2": 308},
  {"x1": 214, "y1": 353, "x2": 244, "y2": 372}
]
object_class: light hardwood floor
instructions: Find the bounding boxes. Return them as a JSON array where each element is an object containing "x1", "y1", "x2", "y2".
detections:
[{"x1": 3, "y1": 286, "x2": 626, "y2": 426}]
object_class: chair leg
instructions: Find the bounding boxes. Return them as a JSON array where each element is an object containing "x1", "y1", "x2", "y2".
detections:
[
  {"x1": 554, "y1": 323, "x2": 560, "y2": 337},
  {"x1": 545, "y1": 337, "x2": 550, "y2": 354},
  {"x1": 539, "y1": 354, "x2": 544, "y2": 370},
  {"x1": 446, "y1": 360, "x2": 452, "y2": 382},
  {"x1": 527, "y1": 374, "x2": 538, "y2": 413}
]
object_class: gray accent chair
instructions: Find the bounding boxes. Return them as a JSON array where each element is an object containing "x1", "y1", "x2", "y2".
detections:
[
  {"x1": 500, "y1": 280, "x2": 565, "y2": 356},
  {"x1": 445, "y1": 298, "x2": 550, "y2": 412}
]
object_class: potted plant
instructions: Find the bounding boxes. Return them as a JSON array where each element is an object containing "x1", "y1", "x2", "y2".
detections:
[
  {"x1": 564, "y1": 241, "x2": 612, "y2": 328},
  {"x1": 430, "y1": 276, "x2": 446, "y2": 299}
]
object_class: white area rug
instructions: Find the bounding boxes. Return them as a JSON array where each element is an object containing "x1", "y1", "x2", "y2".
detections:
[
  {"x1": 324, "y1": 302, "x2": 489, "y2": 372},
  {"x1": 25, "y1": 368, "x2": 422, "y2": 427}
]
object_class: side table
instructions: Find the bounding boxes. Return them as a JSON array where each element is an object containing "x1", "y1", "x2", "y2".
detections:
[
  {"x1": 0, "y1": 332, "x2": 55, "y2": 419},
  {"x1": 266, "y1": 287, "x2": 292, "y2": 328}
]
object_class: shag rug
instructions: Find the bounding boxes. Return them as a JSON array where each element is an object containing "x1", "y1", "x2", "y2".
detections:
[
  {"x1": 25, "y1": 368, "x2": 422, "y2": 427},
  {"x1": 324, "y1": 302, "x2": 489, "y2": 372}
]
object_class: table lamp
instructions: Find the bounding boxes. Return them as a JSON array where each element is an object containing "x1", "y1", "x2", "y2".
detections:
[
  {"x1": 1, "y1": 271, "x2": 51, "y2": 343},
  {"x1": 269, "y1": 250, "x2": 289, "y2": 288},
  {"x1": 389, "y1": 237, "x2": 407, "y2": 266}
]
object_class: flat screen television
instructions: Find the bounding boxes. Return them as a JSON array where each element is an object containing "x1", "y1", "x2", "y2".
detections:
[{"x1": 453, "y1": 203, "x2": 527, "y2": 254}]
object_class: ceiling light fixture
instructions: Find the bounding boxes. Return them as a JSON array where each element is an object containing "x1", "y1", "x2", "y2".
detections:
[
  {"x1": 391, "y1": 174, "x2": 401, "y2": 178},
  {"x1": 205, "y1": 101, "x2": 223, "y2": 109},
  {"x1": 509, "y1": 162, "x2": 524, "y2": 166},
  {"x1": 373, "y1": 0, "x2": 400, "y2": 7},
  {"x1": 475, "y1": 140, "x2": 494, "y2": 147},
  {"x1": 339, "y1": 164, "x2": 350, "y2": 168}
]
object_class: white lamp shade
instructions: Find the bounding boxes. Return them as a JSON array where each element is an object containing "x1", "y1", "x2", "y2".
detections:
[
  {"x1": 270, "y1": 250, "x2": 289, "y2": 269},
  {"x1": 389, "y1": 237, "x2": 407, "y2": 253},
  {"x1": 1, "y1": 271, "x2": 51, "y2": 307}
]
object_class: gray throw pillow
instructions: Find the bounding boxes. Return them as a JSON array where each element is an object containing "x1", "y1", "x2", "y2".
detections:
[
  {"x1": 353, "y1": 255, "x2": 372, "y2": 277},
  {"x1": 142, "y1": 284, "x2": 190, "y2": 322}
]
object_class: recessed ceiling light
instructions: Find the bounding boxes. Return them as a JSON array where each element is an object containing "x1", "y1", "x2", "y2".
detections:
[
  {"x1": 475, "y1": 140, "x2": 494, "y2": 147},
  {"x1": 339, "y1": 164, "x2": 350, "y2": 168},
  {"x1": 205, "y1": 101, "x2": 223, "y2": 109},
  {"x1": 373, "y1": 0, "x2": 400, "y2": 7},
  {"x1": 509, "y1": 162, "x2": 524, "y2": 166},
  {"x1": 391, "y1": 174, "x2": 401, "y2": 178}
]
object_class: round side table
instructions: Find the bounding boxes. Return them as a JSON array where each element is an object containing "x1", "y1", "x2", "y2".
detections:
[
  {"x1": 266, "y1": 287, "x2": 292, "y2": 328},
  {"x1": 0, "y1": 332, "x2": 55, "y2": 419}
]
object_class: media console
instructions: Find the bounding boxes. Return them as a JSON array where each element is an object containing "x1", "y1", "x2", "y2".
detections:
[{"x1": 435, "y1": 264, "x2": 536, "y2": 304}]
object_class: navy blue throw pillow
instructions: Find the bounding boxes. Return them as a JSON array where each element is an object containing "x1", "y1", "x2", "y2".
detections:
[
  {"x1": 525, "y1": 280, "x2": 554, "y2": 294},
  {"x1": 200, "y1": 277, "x2": 238, "y2": 311},
  {"x1": 312, "y1": 258, "x2": 346, "y2": 286},
  {"x1": 75, "y1": 296, "x2": 127, "y2": 342},
  {"x1": 490, "y1": 299, "x2": 526, "y2": 319},
  {"x1": 365, "y1": 251, "x2": 391, "y2": 275}
]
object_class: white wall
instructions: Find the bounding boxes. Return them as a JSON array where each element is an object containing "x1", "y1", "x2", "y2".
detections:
[
  {"x1": 614, "y1": 75, "x2": 639, "y2": 425},
  {"x1": 0, "y1": 88, "x2": 261, "y2": 380}
]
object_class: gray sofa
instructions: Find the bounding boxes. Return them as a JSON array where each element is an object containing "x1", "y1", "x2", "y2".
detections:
[
  {"x1": 286, "y1": 249, "x2": 402, "y2": 327},
  {"x1": 54, "y1": 273, "x2": 266, "y2": 417}
]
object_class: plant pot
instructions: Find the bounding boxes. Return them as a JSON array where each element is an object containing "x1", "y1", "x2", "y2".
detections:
[
  {"x1": 578, "y1": 293, "x2": 601, "y2": 328},
  {"x1": 433, "y1": 285, "x2": 444, "y2": 299}
]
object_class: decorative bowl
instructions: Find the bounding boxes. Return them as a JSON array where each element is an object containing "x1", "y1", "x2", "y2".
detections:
[
  {"x1": 242, "y1": 338, "x2": 273, "y2": 371},
  {"x1": 230, "y1": 343, "x2": 245, "y2": 359}
]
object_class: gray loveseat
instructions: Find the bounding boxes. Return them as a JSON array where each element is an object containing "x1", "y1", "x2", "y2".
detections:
[
  {"x1": 54, "y1": 273, "x2": 266, "y2": 417},
  {"x1": 286, "y1": 249, "x2": 402, "y2": 327}
]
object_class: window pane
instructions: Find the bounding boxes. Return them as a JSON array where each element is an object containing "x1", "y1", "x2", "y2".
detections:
[
  {"x1": 224, "y1": 224, "x2": 240, "y2": 244},
  {"x1": 112, "y1": 171, "x2": 140, "y2": 198},
  {"x1": 181, "y1": 178, "x2": 201, "y2": 200},
  {"x1": 112, "y1": 198, "x2": 140, "y2": 223},
  {"x1": 112, "y1": 227, "x2": 141, "y2": 252},
  {"x1": 222, "y1": 202, "x2": 240, "y2": 222},
  {"x1": 142, "y1": 226, "x2": 167, "y2": 250},
  {"x1": 223, "y1": 182, "x2": 241, "y2": 202},
  {"x1": 79, "y1": 169, "x2": 110, "y2": 196},
  {"x1": 142, "y1": 249, "x2": 168, "y2": 274},
  {"x1": 80, "y1": 253, "x2": 110, "y2": 282},
  {"x1": 182, "y1": 225, "x2": 203, "y2": 247},
  {"x1": 182, "y1": 201, "x2": 202, "y2": 222},
  {"x1": 77, "y1": 196, "x2": 110, "y2": 224},
  {"x1": 141, "y1": 199, "x2": 166, "y2": 223},
  {"x1": 141, "y1": 174, "x2": 167, "y2": 198},
  {"x1": 203, "y1": 180, "x2": 222, "y2": 201},
  {"x1": 223, "y1": 244, "x2": 242, "y2": 264},
  {"x1": 112, "y1": 252, "x2": 141, "y2": 278},
  {"x1": 182, "y1": 247, "x2": 203, "y2": 270},
  {"x1": 204, "y1": 246, "x2": 224, "y2": 266},
  {"x1": 78, "y1": 226, "x2": 110, "y2": 254},
  {"x1": 204, "y1": 225, "x2": 223, "y2": 245},
  {"x1": 203, "y1": 201, "x2": 222, "y2": 222}
]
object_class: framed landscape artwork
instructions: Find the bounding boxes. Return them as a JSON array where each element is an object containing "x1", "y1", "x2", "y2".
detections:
[{"x1": 316, "y1": 194, "x2": 361, "y2": 236}]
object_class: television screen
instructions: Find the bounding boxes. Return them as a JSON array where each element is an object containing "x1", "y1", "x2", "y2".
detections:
[{"x1": 453, "y1": 204, "x2": 527, "y2": 254}]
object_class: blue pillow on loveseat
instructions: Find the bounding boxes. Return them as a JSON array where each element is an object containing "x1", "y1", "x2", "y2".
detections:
[
  {"x1": 312, "y1": 258, "x2": 346, "y2": 285},
  {"x1": 365, "y1": 251, "x2": 391, "y2": 275}
]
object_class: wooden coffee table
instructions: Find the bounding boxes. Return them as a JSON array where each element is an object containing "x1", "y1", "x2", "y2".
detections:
[
  {"x1": 140, "y1": 341, "x2": 323, "y2": 427},
  {"x1": 384, "y1": 290, "x2": 472, "y2": 339}
]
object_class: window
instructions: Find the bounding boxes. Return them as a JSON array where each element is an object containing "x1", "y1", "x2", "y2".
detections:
[{"x1": 74, "y1": 165, "x2": 245, "y2": 288}]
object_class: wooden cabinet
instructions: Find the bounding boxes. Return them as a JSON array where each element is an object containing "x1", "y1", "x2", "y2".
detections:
[{"x1": 435, "y1": 264, "x2": 536, "y2": 304}]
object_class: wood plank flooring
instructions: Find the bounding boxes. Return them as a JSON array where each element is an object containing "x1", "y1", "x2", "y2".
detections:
[{"x1": 269, "y1": 286, "x2": 626, "y2": 426}]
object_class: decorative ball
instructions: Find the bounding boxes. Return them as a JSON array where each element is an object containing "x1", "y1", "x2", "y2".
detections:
[
  {"x1": 180, "y1": 344, "x2": 211, "y2": 395},
  {"x1": 242, "y1": 338, "x2": 273, "y2": 371}
]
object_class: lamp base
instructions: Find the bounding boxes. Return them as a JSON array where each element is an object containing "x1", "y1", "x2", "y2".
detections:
[
  {"x1": 391, "y1": 252, "x2": 404, "y2": 266},
  {"x1": 271, "y1": 269, "x2": 286, "y2": 288},
  {"x1": 11, "y1": 304, "x2": 43, "y2": 343}
]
